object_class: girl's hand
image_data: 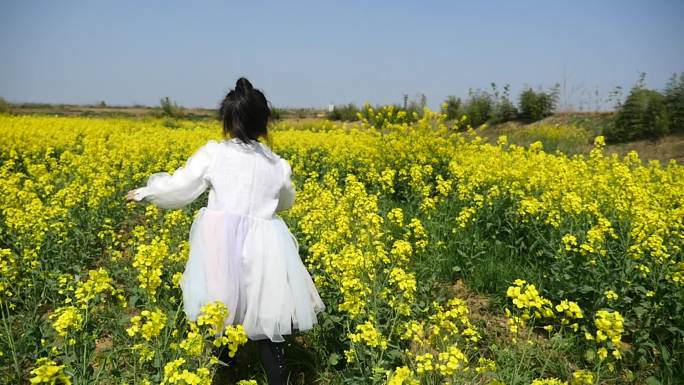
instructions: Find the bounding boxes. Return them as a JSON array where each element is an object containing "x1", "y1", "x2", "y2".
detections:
[{"x1": 125, "y1": 189, "x2": 139, "y2": 202}]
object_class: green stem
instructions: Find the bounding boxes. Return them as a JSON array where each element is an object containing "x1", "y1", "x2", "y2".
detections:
[
  {"x1": 345, "y1": 321, "x2": 366, "y2": 379},
  {"x1": 512, "y1": 328, "x2": 531, "y2": 385},
  {"x1": 81, "y1": 307, "x2": 90, "y2": 383},
  {"x1": 92, "y1": 349, "x2": 113, "y2": 384},
  {"x1": 1, "y1": 301, "x2": 21, "y2": 381},
  {"x1": 594, "y1": 359, "x2": 602, "y2": 385}
]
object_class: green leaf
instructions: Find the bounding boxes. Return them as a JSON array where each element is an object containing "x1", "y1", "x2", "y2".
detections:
[
  {"x1": 579, "y1": 285, "x2": 594, "y2": 294},
  {"x1": 327, "y1": 353, "x2": 340, "y2": 366},
  {"x1": 584, "y1": 349, "x2": 595, "y2": 362},
  {"x1": 661, "y1": 346, "x2": 670, "y2": 362},
  {"x1": 633, "y1": 306, "x2": 647, "y2": 319},
  {"x1": 645, "y1": 376, "x2": 662, "y2": 385}
]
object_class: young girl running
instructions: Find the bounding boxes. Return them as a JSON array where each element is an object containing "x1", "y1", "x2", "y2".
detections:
[{"x1": 126, "y1": 77, "x2": 325, "y2": 385}]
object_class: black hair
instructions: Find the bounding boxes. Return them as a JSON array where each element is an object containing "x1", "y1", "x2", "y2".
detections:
[{"x1": 219, "y1": 77, "x2": 271, "y2": 143}]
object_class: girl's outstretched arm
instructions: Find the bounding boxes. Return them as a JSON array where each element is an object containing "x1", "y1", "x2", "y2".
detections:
[{"x1": 127, "y1": 140, "x2": 218, "y2": 209}]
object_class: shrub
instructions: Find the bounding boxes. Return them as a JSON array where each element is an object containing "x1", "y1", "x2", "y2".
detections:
[
  {"x1": 518, "y1": 85, "x2": 559, "y2": 122},
  {"x1": 407, "y1": 93, "x2": 427, "y2": 115},
  {"x1": 463, "y1": 88, "x2": 493, "y2": 128},
  {"x1": 442, "y1": 84, "x2": 517, "y2": 127},
  {"x1": 327, "y1": 103, "x2": 360, "y2": 121},
  {"x1": 664, "y1": 73, "x2": 684, "y2": 134},
  {"x1": 441, "y1": 96, "x2": 462, "y2": 121},
  {"x1": 159, "y1": 96, "x2": 185, "y2": 119},
  {"x1": 0, "y1": 97, "x2": 10, "y2": 114},
  {"x1": 490, "y1": 83, "x2": 518, "y2": 124},
  {"x1": 270, "y1": 107, "x2": 283, "y2": 121},
  {"x1": 607, "y1": 88, "x2": 669, "y2": 143}
]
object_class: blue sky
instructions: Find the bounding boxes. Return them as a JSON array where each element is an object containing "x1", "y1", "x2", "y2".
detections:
[{"x1": 1, "y1": 0, "x2": 683, "y2": 110}]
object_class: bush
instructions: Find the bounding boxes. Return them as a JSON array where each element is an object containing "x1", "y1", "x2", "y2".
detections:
[
  {"x1": 442, "y1": 84, "x2": 518, "y2": 127},
  {"x1": 406, "y1": 93, "x2": 427, "y2": 115},
  {"x1": 518, "y1": 85, "x2": 559, "y2": 122},
  {"x1": 463, "y1": 89, "x2": 493, "y2": 128},
  {"x1": 665, "y1": 73, "x2": 684, "y2": 134},
  {"x1": 607, "y1": 87, "x2": 669, "y2": 143},
  {"x1": 159, "y1": 96, "x2": 185, "y2": 119},
  {"x1": 441, "y1": 96, "x2": 462, "y2": 121},
  {"x1": 0, "y1": 97, "x2": 10, "y2": 114},
  {"x1": 490, "y1": 83, "x2": 518, "y2": 124},
  {"x1": 327, "y1": 103, "x2": 360, "y2": 121},
  {"x1": 270, "y1": 107, "x2": 283, "y2": 121}
]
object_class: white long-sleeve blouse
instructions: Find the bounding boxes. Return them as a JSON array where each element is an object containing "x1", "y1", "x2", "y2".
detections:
[{"x1": 132, "y1": 138, "x2": 296, "y2": 217}]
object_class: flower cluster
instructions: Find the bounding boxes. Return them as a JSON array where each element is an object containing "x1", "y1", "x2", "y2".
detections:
[
  {"x1": 348, "y1": 320, "x2": 388, "y2": 350},
  {"x1": 0, "y1": 248, "x2": 17, "y2": 304},
  {"x1": 586, "y1": 310, "x2": 624, "y2": 363},
  {"x1": 49, "y1": 306, "x2": 83, "y2": 341},
  {"x1": 132, "y1": 236, "x2": 170, "y2": 301},
  {"x1": 126, "y1": 307, "x2": 168, "y2": 341},
  {"x1": 160, "y1": 358, "x2": 212, "y2": 385},
  {"x1": 29, "y1": 357, "x2": 72, "y2": 385}
]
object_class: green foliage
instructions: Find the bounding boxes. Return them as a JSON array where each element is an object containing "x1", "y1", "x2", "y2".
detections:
[
  {"x1": 491, "y1": 333, "x2": 577, "y2": 385},
  {"x1": 407, "y1": 93, "x2": 428, "y2": 113},
  {"x1": 607, "y1": 88, "x2": 669, "y2": 143},
  {"x1": 0, "y1": 97, "x2": 10, "y2": 114},
  {"x1": 441, "y1": 96, "x2": 462, "y2": 121},
  {"x1": 507, "y1": 124, "x2": 592, "y2": 155},
  {"x1": 463, "y1": 88, "x2": 494, "y2": 128},
  {"x1": 448, "y1": 84, "x2": 518, "y2": 127},
  {"x1": 489, "y1": 83, "x2": 518, "y2": 124},
  {"x1": 518, "y1": 85, "x2": 559, "y2": 122},
  {"x1": 270, "y1": 106, "x2": 283, "y2": 121},
  {"x1": 664, "y1": 73, "x2": 684, "y2": 134},
  {"x1": 327, "y1": 103, "x2": 360, "y2": 121},
  {"x1": 162, "y1": 117, "x2": 181, "y2": 128},
  {"x1": 159, "y1": 96, "x2": 185, "y2": 119}
]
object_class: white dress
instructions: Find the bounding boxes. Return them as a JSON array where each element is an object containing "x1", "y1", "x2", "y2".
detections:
[{"x1": 132, "y1": 138, "x2": 325, "y2": 342}]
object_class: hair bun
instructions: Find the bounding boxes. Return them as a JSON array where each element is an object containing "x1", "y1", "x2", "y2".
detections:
[{"x1": 235, "y1": 77, "x2": 253, "y2": 95}]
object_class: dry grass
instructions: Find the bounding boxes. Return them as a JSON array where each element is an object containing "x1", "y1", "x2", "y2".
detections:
[
  {"x1": 477, "y1": 112, "x2": 683, "y2": 165},
  {"x1": 604, "y1": 133, "x2": 684, "y2": 165}
]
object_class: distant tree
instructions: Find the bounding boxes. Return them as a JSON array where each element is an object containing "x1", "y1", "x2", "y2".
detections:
[
  {"x1": 327, "y1": 103, "x2": 360, "y2": 121},
  {"x1": 606, "y1": 75, "x2": 670, "y2": 143},
  {"x1": 518, "y1": 84, "x2": 559, "y2": 122},
  {"x1": 664, "y1": 73, "x2": 684, "y2": 134},
  {"x1": 159, "y1": 96, "x2": 185, "y2": 118},
  {"x1": 490, "y1": 83, "x2": 518, "y2": 123},
  {"x1": 270, "y1": 106, "x2": 283, "y2": 121},
  {"x1": 607, "y1": 85, "x2": 624, "y2": 109},
  {"x1": 0, "y1": 97, "x2": 10, "y2": 114},
  {"x1": 443, "y1": 84, "x2": 517, "y2": 126},
  {"x1": 407, "y1": 93, "x2": 427, "y2": 116},
  {"x1": 463, "y1": 88, "x2": 493, "y2": 127},
  {"x1": 441, "y1": 96, "x2": 462, "y2": 120}
]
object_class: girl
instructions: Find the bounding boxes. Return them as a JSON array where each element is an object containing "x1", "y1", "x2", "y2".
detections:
[{"x1": 125, "y1": 77, "x2": 325, "y2": 385}]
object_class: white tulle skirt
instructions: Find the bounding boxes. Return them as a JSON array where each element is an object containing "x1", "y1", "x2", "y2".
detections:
[{"x1": 179, "y1": 207, "x2": 325, "y2": 342}]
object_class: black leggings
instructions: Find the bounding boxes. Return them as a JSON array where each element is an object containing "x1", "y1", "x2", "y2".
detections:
[{"x1": 257, "y1": 339, "x2": 287, "y2": 385}]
